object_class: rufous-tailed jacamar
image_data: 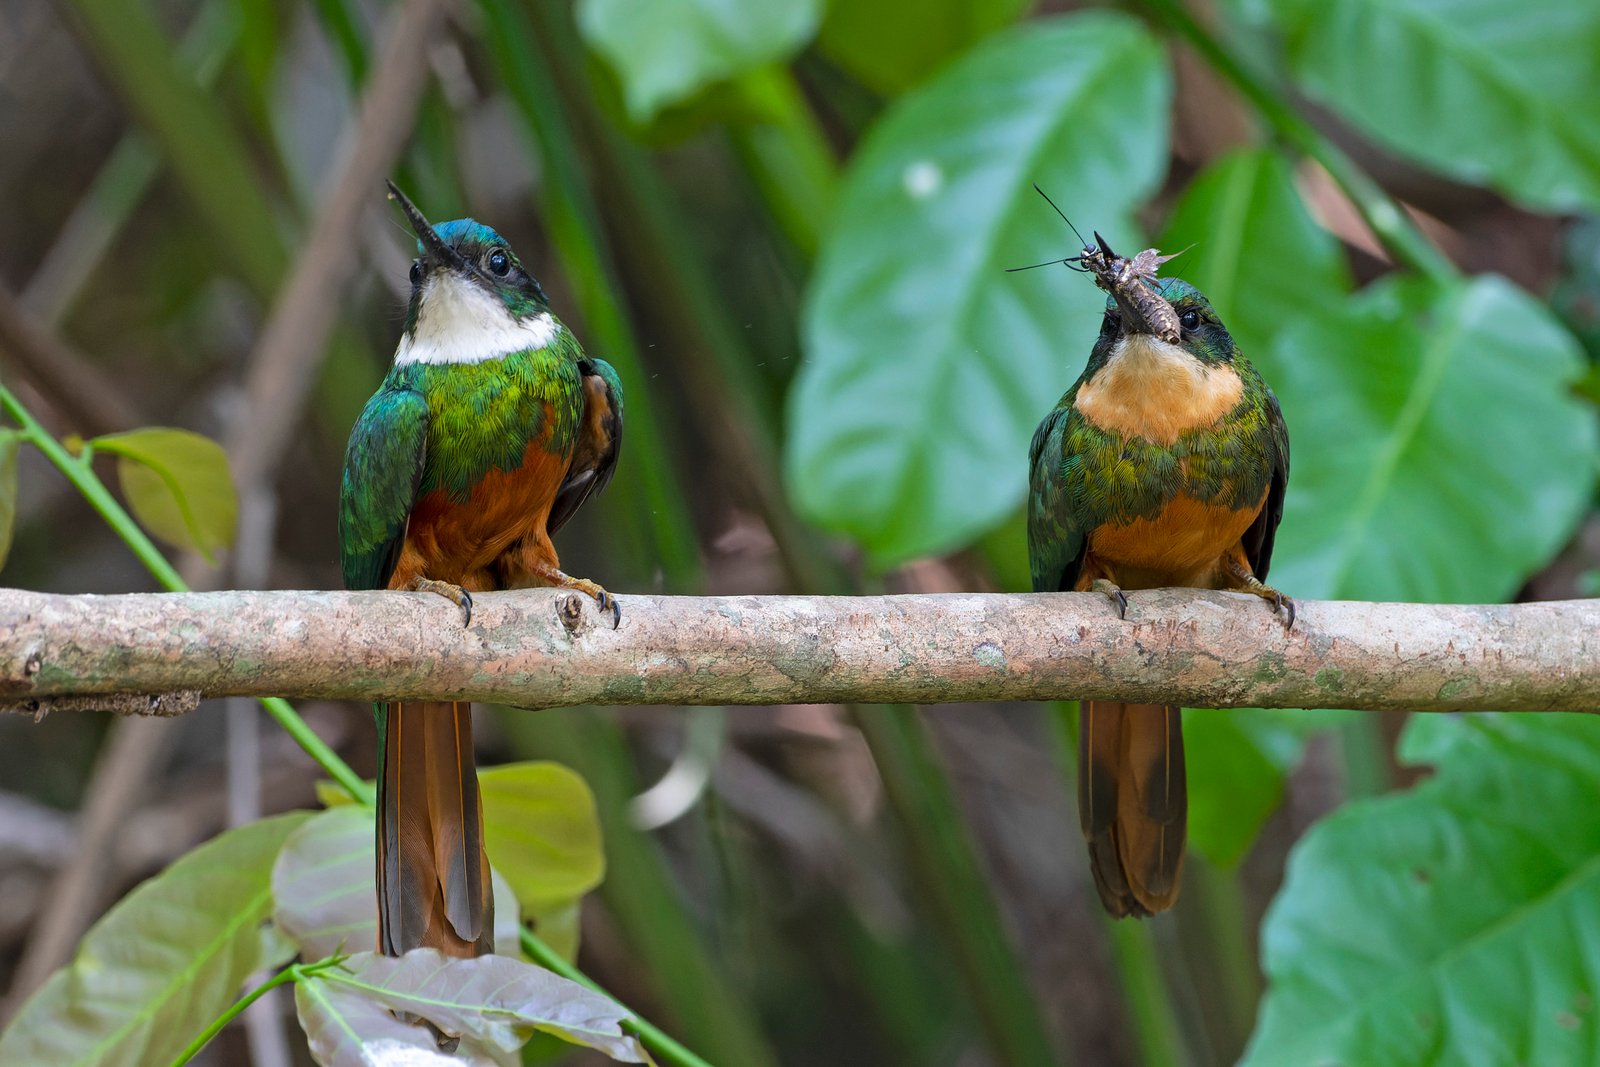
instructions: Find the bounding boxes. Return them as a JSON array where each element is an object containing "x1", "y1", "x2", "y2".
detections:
[
  {"x1": 339, "y1": 184, "x2": 623, "y2": 956},
  {"x1": 1028, "y1": 236, "x2": 1290, "y2": 917}
]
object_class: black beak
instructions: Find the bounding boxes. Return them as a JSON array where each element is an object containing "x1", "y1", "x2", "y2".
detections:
[{"x1": 386, "y1": 180, "x2": 467, "y2": 274}]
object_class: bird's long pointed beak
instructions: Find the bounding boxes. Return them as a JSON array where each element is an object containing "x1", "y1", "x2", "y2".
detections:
[
  {"x1": 1092, "y1": 231, "x2": 1176, "y2": 340},
  {"x1": 386, "y1": 180, "x2": 466, "y2": 273}
]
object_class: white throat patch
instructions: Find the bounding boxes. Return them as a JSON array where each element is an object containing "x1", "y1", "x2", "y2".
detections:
[{"x1": 393, "y1": 272, "x2": 559, "y2": 366}]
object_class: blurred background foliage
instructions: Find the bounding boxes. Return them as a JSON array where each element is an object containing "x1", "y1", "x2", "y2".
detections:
[{"x1": 1, "y1": 0, "x2": 1598, "y2": 1064}]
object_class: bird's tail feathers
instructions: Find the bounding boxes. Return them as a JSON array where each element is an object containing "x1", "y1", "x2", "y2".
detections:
[
  {"x1": 1078, "y1": 700, "x2": 1186, "y2": 917},
  {"x1": 376, "y1": 700, "x2": 493, "y2": 957}
]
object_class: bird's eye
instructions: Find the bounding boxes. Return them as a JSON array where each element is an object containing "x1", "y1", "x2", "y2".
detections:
[
  {"x1": 487, "y1": 249, "x2": 511, "y2": 276},
  {"x1": 408, "y1": 260, "x2": 422, "y2": 285},
  {"x1": 1179, "y1": 309, "x2": 1201, "y2": 331}
]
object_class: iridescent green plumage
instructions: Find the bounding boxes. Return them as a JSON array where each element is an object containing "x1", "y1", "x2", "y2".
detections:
[
  {"x1": 1028, "y1": 279, "x2": 1288, "y2": 596},
  {"x1": 337, "y1": 188, "x2": 623, "y2": 960},
  {"x1": 1027, "y1": 275, "x2": 1289, "y2": 917}
]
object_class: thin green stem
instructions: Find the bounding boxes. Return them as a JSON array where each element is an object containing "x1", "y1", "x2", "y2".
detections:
[
  {"x1": 168, "y1": 957, "x2": 342, "y2": 1067},
  {"x1": 1139, "y1": 0, "x2": 1455, "y2": 283},
  {"x1": 0, "y1": 382, "x2": 373, "y2": 804},
  {"x1": 0, "y1": 383, "x2": 182, "y2": 588},
  {"x1": 519, "y1": 928, "x2": 715, "y2": 1067}
]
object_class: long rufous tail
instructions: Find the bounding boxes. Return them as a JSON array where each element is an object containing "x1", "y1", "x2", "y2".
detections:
[
  {"x1": 376, "y1": 701, "x2": 493, "y2": 956},
  {"x1": 1078, "y1": 701, "x2": 1186, "y2": 917}
]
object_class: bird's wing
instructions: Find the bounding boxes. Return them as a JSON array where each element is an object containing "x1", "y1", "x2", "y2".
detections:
[
  {"x1": 1241, "y1": 384, "x2": 1290, "y2": 581},
  {"x1": 338, "y1": 386, "x2": 429, "y2": 590},
  {"x1": 1027, "y1": 403, "x2": 1089, "y2": 593},
  {"x1": 548, "y1": 357, "x2": 624, "y2": 536}
]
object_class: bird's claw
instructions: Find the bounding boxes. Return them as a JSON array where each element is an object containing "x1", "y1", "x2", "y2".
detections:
[
  {"x1": 406, "y1": 578, "x2": 473, "y2": 626},
  {"x1": 1243, "y1": 578, "x2": 1294, "y2": 631},
  {"x1": 1275, "y1": 592, "x2": 1295, "y2": 631},
  {"x1": 1090, "y1": 579, "x2": 1129, "y2": 620},
  {"x1": 594, "y1": 588, "x2": 622, "y2": 629},
  {"x1": 547, "y1": 570, "x2": 621, "y2": 629}
]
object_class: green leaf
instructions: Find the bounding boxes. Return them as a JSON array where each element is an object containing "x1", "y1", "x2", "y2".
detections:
[
  {"x1": 1157, "y1": 147, "x2": 1350, "y2": 358},
  {"x1": 0, "y1": 812, "x2": 310, "y2": 1067},
  {"x1": 1271, "y1": 0, "x2": 1600, "y2": 213},
  {"x1": 817, "y1": 0, "x2": 1033, "y2": 95},
  {"x1": 271, "y1": 807, "x2": 523, "y2": 961},
  {"x1": 480, "y1": 762, "x2": 604, "y2": 962},
  {"x1": 1261, "y1": 274, "x2": 1598, "y2": 603},
  {"x1": 787, "y1": 13, "x2": 1171, "y2": 564},
  {"x1": 296, "y1": 950, "x2": 649, "y2": 1065},
  {"x1": 576, "y1": 0, "x2": 822, "y2": 122},
  {"x1": 93, "y1": 427, "x2": 237, "y2": 562},
  {"x1": 0, "y1": 430, "x2": 19, "y2": 574},
  {"x1": 1184, "y1": 710, "x2": 1285, "y2": 869},
  {"x1": 1185, "y1": 707, "x2": 1357, "y2": 869},
  {"x1": 1244, "y1": 713, "x2": 1600, "y2": 1066}
]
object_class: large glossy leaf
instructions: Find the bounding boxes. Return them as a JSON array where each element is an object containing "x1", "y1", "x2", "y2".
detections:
[
  {"x1": 1245, "y1": 713, "x2": 1600, "y2": 1065},
  {"x1": 271, "y1": 807, "x2": 522, "y2": 960},
  {"x1": 479, "y1": 762, "x2": 604, "y2": 961},
  {"x1": 0, "y1": 812, "x2": 310, "y2": 1067},
  {"x1": 1259, "y1": 274, "x2": 1597, "y2": 604},
  {"x1": 93, "y1": 427, "x2": 237, "y2": 561},
  {"x1": 1184, "y1": 710, "x2": 1285, "y2": 869},
  {"x1": 577, "y1": 0, "x2": 821, "y2": 122},
  {"x1": 296, "y1": 950, "x2": 648, "y2": 1065},
  {"x1": 1271, "y1": 0, "x2": 1600, "y2": 213},
  {"x1": 0, "y1": 430, "x2": 19, "y2": 573},
  {"x1": 816, "y1": 0, "x2": 1032, "y2": 95},
  {"x1": 787, "y1": 13, "x2": 1170, "y2": 564},
  {"x1": 1156, "y1": 147, "x2": 1350, "y2": 359}
]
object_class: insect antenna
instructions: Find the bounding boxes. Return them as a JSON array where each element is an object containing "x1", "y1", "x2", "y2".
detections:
[
  {"x1": 1031, "y1": 184, "x2": 1089, "y2": 250},
  {"x1": 1005, "y1": 257, "x2": 1073, "y2": 273}
]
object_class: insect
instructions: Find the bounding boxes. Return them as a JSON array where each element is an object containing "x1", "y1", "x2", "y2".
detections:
[{"x1": 1009, "y1": 185, "x2": 1187, "y2": 344}]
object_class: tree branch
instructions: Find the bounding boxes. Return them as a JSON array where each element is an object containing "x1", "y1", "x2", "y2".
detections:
[{"x1": 1, "y1": 588, "x2": 1595, "y2": 713}]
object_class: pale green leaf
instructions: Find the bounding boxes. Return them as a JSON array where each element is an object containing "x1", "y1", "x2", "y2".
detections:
[
  {"x1": 1245, "y1": 713, "x2": 1600, "y2": 1065},
  {"x1": 1273, "y1": 0, "x2": 1600, "y2": 213},
  {"x1": 577, "y1": 0, "x2": 821, "y2": 122},
  {"x1": 787, "y1": 13, "x2": 1170, "y2": 564},
  {"x1": 271, "y1": 807, "x2": 522, "y2": 961},
  {"x1": 0, "y1": 813, "x2": 310, "y2": 1067},
  {"x1": 480, "y1": 762, "x2": 604, "y2": 962},
  {"x1": 297, "y1": 950, "x2": 648, "y2": 1065},
  {"x1": 1183, "y1": 710, "x2": 1285, "y2": 869},
  {"x1": 94, "y1": 427, "x2": 237, "y2": 561}
]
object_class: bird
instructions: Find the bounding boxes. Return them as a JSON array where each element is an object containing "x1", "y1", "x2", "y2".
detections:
[
  {"x1": 1027, "y1": 256, "x2": 1290, "y2": 918},
  {"x1": 338, "y1": 182, "x2": 623, "y2": 956}
]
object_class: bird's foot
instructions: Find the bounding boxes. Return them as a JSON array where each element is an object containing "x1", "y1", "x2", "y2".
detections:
[
  {"x1": 406, "y1": 577, "x2": 474, "y2": 626},
  {"x1": 1239, "y1": 576, "x2": 1295, "y2": 630},
  {"x1": 1090, "y1": 578, "x2": 1129, "y2": 620},
  {"x1": 529, "y1": 564, "x2": 621, "y2": 628}
]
